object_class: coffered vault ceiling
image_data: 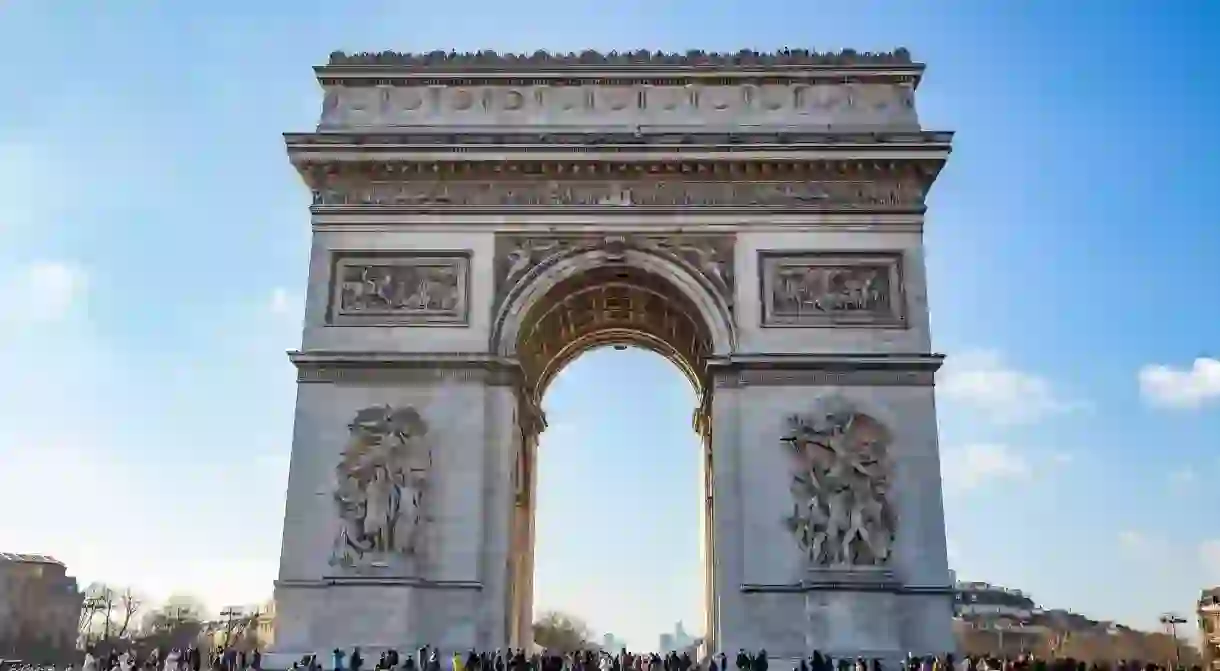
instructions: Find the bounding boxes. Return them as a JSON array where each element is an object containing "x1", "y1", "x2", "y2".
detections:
[{"x1": 516, "y1": 265, "x2": 713, "y2": 398}]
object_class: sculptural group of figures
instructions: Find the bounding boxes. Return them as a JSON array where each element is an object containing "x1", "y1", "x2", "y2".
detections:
[
  {"x1": 340, "y1": 265, "x2": 461, "y2": 314},
  {"x1": 774, "y1": 266, "x2": 887, "y2": 315},
  {"x1": 331, "y1": 406, "x2": 432, "y2": 568},
  {"x1": 783, "y1": 402, "x2": 896, "y2": 567}
]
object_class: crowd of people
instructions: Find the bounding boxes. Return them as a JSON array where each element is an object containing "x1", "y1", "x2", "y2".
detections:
[
  {"x1": 75, "y1": 646, "x2": 260, "y2": 671},
  {"x1": 55, "y1": 646, "x2": 1204, "y2": 671}
]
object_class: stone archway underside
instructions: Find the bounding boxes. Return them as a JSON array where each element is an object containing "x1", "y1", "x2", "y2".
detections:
[{"x1": 516, "y1": 264, "x2": 714, "y2": 400}]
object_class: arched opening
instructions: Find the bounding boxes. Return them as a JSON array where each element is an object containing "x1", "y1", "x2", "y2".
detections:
[
  {"x1": 497, "y1": 250, "x2": 727, "y2": 653},
  {"x1": 533, "y1": 348, "x2": 703, "y2": 652}
]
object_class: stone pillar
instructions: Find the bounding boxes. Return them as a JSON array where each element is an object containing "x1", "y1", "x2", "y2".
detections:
[
  {"x1": 711, "y1": 371, "x2": 954, "y2": 660},
  {"x1": 268, "y1": 357, "x2": 521, "y2": 663}
]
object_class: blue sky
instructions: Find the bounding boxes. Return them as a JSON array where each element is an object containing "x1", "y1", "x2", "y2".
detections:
[{"x1": 1, "y1": 0, "x2": 1218, "y2": 652}]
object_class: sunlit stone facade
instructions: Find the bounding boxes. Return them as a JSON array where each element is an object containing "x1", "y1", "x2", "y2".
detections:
[{"x1": 270, "y1": 48, "x2": 955, "y2": 665}]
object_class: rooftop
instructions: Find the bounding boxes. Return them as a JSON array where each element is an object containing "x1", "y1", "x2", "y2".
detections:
[
  {"x1": 0, "y1": 553, "x2": 65, "y2": 566},
  {"x1": 324, "y1": 48, "x2": 916, "y2": 69}
]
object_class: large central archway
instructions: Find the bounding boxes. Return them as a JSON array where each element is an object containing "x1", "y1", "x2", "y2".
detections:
[{"x1": 491, "y1": 240, "x2": 735, "y2": 651}]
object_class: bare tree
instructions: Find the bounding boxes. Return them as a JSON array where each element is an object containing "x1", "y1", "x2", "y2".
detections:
[
  {"x1": 116, "y1": 588, "x2": 145, "y2": 639},
  {"x1": 81, "y1": 583, "x2": 118, "y2": 641},
  {"x1": 532, "y1": 611, "x2": 594, "y2": 653}
]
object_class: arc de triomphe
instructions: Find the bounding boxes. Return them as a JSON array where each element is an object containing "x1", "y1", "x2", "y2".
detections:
[{"x1": 271, "y1": 48, "x2": 955, "y2": 662}]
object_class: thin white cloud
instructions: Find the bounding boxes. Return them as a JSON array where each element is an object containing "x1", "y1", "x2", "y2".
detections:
[
  {"x1": 0, "y1": 260, "x2": 86, "y2": 324},
  {"x1": 1118, "y1": 530, "x2": 1149, "y2": 551},
  {"x1": 1050, "y1": 452, "x2": 1074, "y2": 466},
  {"x1": 269, "y1": 287, "x2": 296, "y2": 316},
  {"x1": 941, "y1": 443, "x2": 1032, "y2": 493},
  {"x1": 1139, "y1": 357, "x2": 1220, "y2": 409},
  {"x1": 939, "y1": 350, "x2": 1077, "y2": 425},
  {"x1": 1169, "y1": 467, "x2": 1198, "y2": 489}
]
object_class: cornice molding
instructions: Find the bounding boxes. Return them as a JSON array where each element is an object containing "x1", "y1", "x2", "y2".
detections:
[
  {"x1": 709, "y1": 352, "x2": 944, "y2": 388},
  {"x1": 276, "y1": 577, "x2": 483, "y2": 590},
  {"x1": 289, "y1": 350, "x2": 524, "y2": 385},
  {"x1": 285, "y1": 130, "x2": 954, "y2": 150},
  {"x1": 324, "y1": 48, "x2": 917, "y2": 68},
  {"x1": 307, "y1": 213, "x2": 926, "y2": 234}
]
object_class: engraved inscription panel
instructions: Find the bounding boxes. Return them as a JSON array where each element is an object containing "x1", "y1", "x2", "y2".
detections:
[
  {"x1": 328, "y1": 253, "x2": 470, "y2": 326},
  {"x1": 760, "y1": 252, "x2": 904, "y2": 327}
]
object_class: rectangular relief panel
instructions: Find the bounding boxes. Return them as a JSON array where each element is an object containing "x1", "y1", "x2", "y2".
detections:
[
  {"x1": 327, "y1": 251, "x2": 471, "y2": 326},
  {"x1": 759, "y1": 251, "x2": 906, "y2": 328}
]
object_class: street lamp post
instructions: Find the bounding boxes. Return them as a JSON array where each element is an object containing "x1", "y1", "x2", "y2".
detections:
[
  {"x1": 1161, "y1": 613, "x2": 1188, "y2": 669},
  {"x1": 220, "y1": 607, "x2": 244, "y2": 649}
]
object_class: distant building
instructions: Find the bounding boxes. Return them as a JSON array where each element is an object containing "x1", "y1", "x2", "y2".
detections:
[
  {"x1": 955, "y1": 581, "x2": 1036, "y2": 621},
  {"x1": 600, "y1": 632, "x2": 625, "y2": 653},
  {"x1": 953, "y1": 581, "x2": 1045, "y2": 654},
  {"x1": 657, "y1": 621, "x2": 697, "y2": 653},
  {"x1": 1200, "y1": 587, "x2": 1220, "y2": 670},
  {"x1": 199, "y1": 601, "x2": 275, "y2": 651},
  {"x1": 0, "y1": 553, "x2": 83, "y2": 661},
  {"x1": 953, "y1": 578, "x2": 1196, "y2": 663}
]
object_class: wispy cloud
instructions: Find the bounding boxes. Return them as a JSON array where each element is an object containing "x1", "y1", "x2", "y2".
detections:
[
  {"x1": 0, "y1": 260, "x2": 87, "y2": 325},
  {"x1": 269, "y1": 287, "x2": 297, "y2": 316},
  {"x1": 941, "y1": 443, "x2": 1032, "y2": 493},
  {"x1": 1139, "y1": 358, "x2": 1220, "y2": 409},
  {"x1": 1117, "y1": 530, "x2": 1151, "y2": 552},
  {"x1": 940, "y1": 350, "x2": 1080, "y2": 425}
]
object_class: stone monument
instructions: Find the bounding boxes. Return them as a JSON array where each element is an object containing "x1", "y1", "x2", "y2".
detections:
[{"x1": 269, "y1": 48, "x2": 956, "y2": 665}]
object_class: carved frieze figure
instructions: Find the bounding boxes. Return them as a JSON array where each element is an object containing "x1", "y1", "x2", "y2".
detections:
[
  {"x1": 340, "y1": 264, "x2": 461, "y2": 313},
  {"x1": 330, "y1": 405, "x2": 432, "y2": 569},
  {"x1": 773, "y1": 266, "x2": 887, "y2": 315},
  {"x1": 782, "y1": 397, "x2": 895, "y2": 567}
]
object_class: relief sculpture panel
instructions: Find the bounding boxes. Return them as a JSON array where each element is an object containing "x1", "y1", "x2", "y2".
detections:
[
  {"x1": 782, "y1": 396, "x2": 895, "y2": 568},
  {"x1": 330, "y1": 405, "x2": 432, "y2": 574},
  {"x1": 328, "y1": 252, "x2": 470, "y2": 326},
  {"x1": 760, "y1": 252, "x2": 905, "y2": 328}
]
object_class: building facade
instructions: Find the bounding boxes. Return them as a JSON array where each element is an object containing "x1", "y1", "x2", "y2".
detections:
[
  {"x1": 0, "y1": 553, "x2": 83, "y2": 660},
  {"x1": 271, "y1": 47, "x2": 955, "y2": 664},
  {"x1": 1201, "y1": 588, "x2": 1220, "y2": 670}
]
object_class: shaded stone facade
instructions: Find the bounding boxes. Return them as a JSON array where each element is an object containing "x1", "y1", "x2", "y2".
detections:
[{"x1": 0, "y1": 553, "x2": 83, "y2": 660}]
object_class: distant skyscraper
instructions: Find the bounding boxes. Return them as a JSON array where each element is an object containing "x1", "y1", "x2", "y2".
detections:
[
  {"x1": 673, "y1": 621, "x2": 693, "y2": 649},
  {"x1": 658, "y1": 633, "x2": 674, "y2": 652},
  {"x1": 602, "y1": 632, "x2": 625, "y2": 652}
]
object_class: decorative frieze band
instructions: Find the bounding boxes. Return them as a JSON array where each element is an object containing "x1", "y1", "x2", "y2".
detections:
[
  {"x1": 310, "y1": 179, "x2": 923, "y2": 210},
  {"x1": 760, "y1": 251, "x2": 907, "y2": 328},
  {"x1": 315, "y1": 81, "x2": 919, "y2": 130},
  {"x1": 326, "y1": 251, "x2": 471, "y2": 326}
]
